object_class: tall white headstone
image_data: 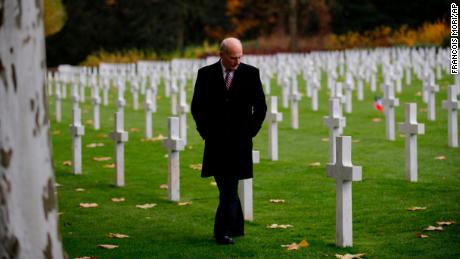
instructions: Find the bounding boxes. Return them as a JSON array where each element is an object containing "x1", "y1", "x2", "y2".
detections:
[
  {"x1": 238, "y1": 150, "x2": 259, "y2": 222},
  {"x1": 116, "y1": 81, "x2": 126, "y2": 117},
  {"x1": 92, "y1": 85, "x2": 101, "y2": 130},
  {"x1": 110, "y1": 112, "x2": 129, "y2": 187},
  {"x1": 290, "y1": 87, "x2": 301, "y2": 129},
  {"x1": 144, "y1": 88, "x2": 155, "y2": 138},
  {"x1": 442, "y1": 86, "x2": 460, "y2": 147},
  {"x1": 179, "y1": 90, "x2": 190, "y2": 145},
  {"x1": 426, "y1": 80, "x2": 439, "y2": 121},
  {"x1": 324, "y1": 98, "x2": 346, "y2": 163},
  {"x1": 55, "y1": 81, "x2": 62, "y2": 123},
  {"x1": 163, "y1": 117, "x2": 185, "y2": 201},
  {"x1": 382, "y1": 82, "x2": 399, "y2": 141},
  {"x1": 311, "y1": 79, "x2": 320, "y2": 111},
  {"x1": 69, "y1": 108, "x2": 85, "y2": 175},
  {"x1": 398, "y1": 103, "x2": 425, "y2": 182},
  {"x1": 327, "y1": 136, "x2": 362, "y2": 248},
  {"x1": 267, "y1": 96, "x2": 283, "y2": 161}
]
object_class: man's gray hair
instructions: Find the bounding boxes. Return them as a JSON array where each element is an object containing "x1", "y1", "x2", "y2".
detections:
[{"x1": 220, "y1": 37, "x2": 242, "y2": 53}]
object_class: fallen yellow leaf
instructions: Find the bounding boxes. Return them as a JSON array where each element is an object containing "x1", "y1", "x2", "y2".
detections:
[
  {"x1": 97, "y1": 134, "x2": 108, "y2": 138},
  {"x1": 267, "y1": 224, "x2": 293, "y2": 229},
  {"x1": 335, "y1": 253, "x2": 366, "y2": 259},
  {"x1": 270, "y1": 199, "x2": 285, "y2": 203},
  {"x1": 136, "y1": 203, "x2": 157, "y2": 209},
  {"x1": 321, "y1": 138, "x2": 329, "y2": 142},
  {"x1": 86, "y1": 143, "x2": 104, "y2": 148},
  {"x1": 85, "y1": 120, "x2": 93, "y2": 125},
  {"x1": 420, "y1": 108, "x2": 428, "y2": 113},
  {"x1": 407, "y1": 207, "x2": 427, "y2": 211},
  {"x1": 55, "y1": 183, "x2": 62, "y2": 187},
  {"x1": 372, "y1": 118, "x2": 382, "y2": 122},
  {"x1": 96, "y1": 244, "x2": 118, "y2": 249},
  {"x1": 309, "y1": 162, "x2": 321, "y2": 167},
  {"x1": 210, "y1": 181, "x2": 217, "y2": 186},
  {"x1": 435, "y1": 155, "x2": 447, "y2": 160},
  {"x1": 93, "y1": 157, "x2": 112, "y2": 161},
  {"x1": 80, "y1": 203, "x2": 98, "y2": 208},
  {"x1": 160, "y1": 184, "x2": 168, "y2": 189},
  {"x1": 352, "y1": 139, "x2": 361, "y2": 143},
  {"x1": 437, "y1": 221, "x2": 456, "y2": 226},
  {"x1": 281, "y1": 242, "x2": 299, "y2": 250},
  {"x1": 141, "y1": 134, "x2": 166, "y2": 142},
  {"x1": 111, "y1": 197, "x2": 125, "y2": 202},
  {"x1": 190, "y1": 164, "x2": 203, "y2": 170},
  {"x1": 104, "y1": 164, "x2": 115, "y2": 169},
  {"x1": 416, "y1": 233, "x2": 429, "y2": 238},
  {"x1": 178, "y1": 202, "x2": 193, "y2": 206},
  {"x1": 107, "y1": 233, "x2": 129, "y2": 239},
  {"x1": 62, "y1": 161, "x2": 72, "y2": 166},
  {"x1": 187, "y1": 146, "x2": 193, "y2": 150},
  {"x1": 415, "y1": 91, "x2": 422, "y2": 96},
  {"x1": 52, "y1": 130, "x2": 61, "y2": 135},
  {"x1": 423, "y1": 226, "x2": 443, "y2": 231},
  {"x1": 75, "y1": 188, "x2": 85, "y2": 192},
  {"x1": 130, "y1": 128, "x2": 140, "y2": 132},
  {"x1": 298, "y1": 239, "x2": 309, "y2": 248}
]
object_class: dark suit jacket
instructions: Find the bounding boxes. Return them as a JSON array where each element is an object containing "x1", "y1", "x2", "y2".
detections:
[{"x1": 191, "y1": 61, "x2": 267, "y2": 179}]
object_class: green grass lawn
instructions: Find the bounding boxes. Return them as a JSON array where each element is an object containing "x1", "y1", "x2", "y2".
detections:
[{"x1": 50, "y1": 68, "x2": 460, "y2": 258}]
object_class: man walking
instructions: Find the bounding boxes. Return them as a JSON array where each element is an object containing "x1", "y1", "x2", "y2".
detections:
[{"x1": 191, "y1": 37, "x2": 267, "y2": 245}]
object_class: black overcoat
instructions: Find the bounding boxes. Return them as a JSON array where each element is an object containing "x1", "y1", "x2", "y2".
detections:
[{"x1": 191, "y1": 61, "x2": 267, "y2": 180}]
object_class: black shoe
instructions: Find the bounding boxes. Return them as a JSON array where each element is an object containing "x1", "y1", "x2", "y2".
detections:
[{"x1": 215, "y1": 235, "x2": 234, "y2": 245}]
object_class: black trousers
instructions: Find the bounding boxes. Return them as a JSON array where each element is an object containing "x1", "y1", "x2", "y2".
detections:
[{"x1": 213, "y1": 174, "x2": 244, "y2": 238}]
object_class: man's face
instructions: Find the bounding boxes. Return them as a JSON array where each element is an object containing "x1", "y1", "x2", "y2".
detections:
[{"x1": 220, "y1": 44, "x2": 242, "y2": 71}]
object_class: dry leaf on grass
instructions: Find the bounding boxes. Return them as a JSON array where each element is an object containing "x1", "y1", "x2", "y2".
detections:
[
  {"x1": 190, "y1": 164, "x2": 203, "y2": 170},
  {"x1": 435, "y1": 155, "x2": 447, "y2": 160},
  {"x1": 335, "y1": 253, "x2": 366, "y2": 259},
  {"x1": 52, "y1": 130, "x2": 61, "y2": 135},
  {"x1": 129, "y1": 128, "x2": 140, "y2": 132},
  {"x1": 321, "y1": 138, "x2": 329, "y2": 142},
  {"x1": 309, "y1": 162, "x2": 321, "y2": 167},
  {"x1": 136, "y1": 203, "x2": 157, "y2": 209},
  {"x1": 160, "y1": 184, "x2": 168, "y2": 189},
  {"x1": 352, "y1": 139, "x2": 361, "y2": 143},
  {"x1": 178, "y1": 202, "x2": 193, "y2": 206},
  {"x1": 104, "y1": 164, "x2": 115, "y2": 169},
  {"x1": 85, "y1": 120, "x2": 93, "y2": 125},
  {"x1": 270, "y1": 199, "x2": 285, "y2": 203},
  {"x1": 107, "y1": 233, "x2": 129, "y2": 239},
  {"x1": 164, "y1": 154, "x2": 168, "y2": 158},
  {"x1": 80, "y1": 203, "x2": 98, "y2": 208},
  {"x1": 415, "y1": 91, "x2": 422, "y2": 96},
  {"x1": 420, "y1": 108, "x2": 428, "y2": 113},
  {"x1": 187, "y1": 145, "x2": 193, "y2": 150},
  {"x1": 407, "y1": 207, "x2": 426, "y2": 211},
  {"x1": 55, "y1": 183, "x2": 62, "y2": 187},
  {"x1": 93, "y1": 157, "x2": 112, "y2": 161},
  {"x1": 75, "y1": 188, "x2": 85, "y2": 192},
  {"x1": 141, "y1": 134, "x2": 166, "y2": 142},
  {"x1": 281, "y1": 240, "x2": 308, "y2": 250},
  {"x1": 210, "y1": 181, "x2": 217, "y2": 186},
  {"x1": 416, "y1": 233, "x2": 429, "y2": 238},
  {"x1": 437, "y1": 221, "x2": 456, "y2": 226},
  {"x1": 96, "y1": 244, "x2": 118, "y2": 249},
  {"x1": 372, "y1": 118, "x2": 382, "y2": 122},
  {"x1": 267, "y1": 224, "x2": 293, "y2": 229},
  {"x1": 62, "y1": 161, "x2": 72, "y2": 166},
  {"x1": 423, "y1": 226, "x2": 443, "y2": 231},
  {"x1": 86, "y1": 143, "x2": 104, "y2": 148},
  {"x1": 111, "y1": 198, "x2": 125, "y2": 202},
  {"x1": 97, "y1": 134, "x2": 108, "y2": 138}
]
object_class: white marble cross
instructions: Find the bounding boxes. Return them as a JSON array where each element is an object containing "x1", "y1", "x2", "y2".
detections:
[
  {"x1": 71, "y1": 82, "x2": 79, "y2": 110},
  {"x1": 69, "y1": 107, "x2": 85, "y2": 175},
  {"x1": 163, "y1": 117, "x2": 185, "y2": 201},
  {"x1": 370, "y1": 73, "x2": 377, "y2": 92},
  {"x1": 281, "y1": 77, "x2": 290, "y2": 109},
  {"x1": 110, "y1": 112, "x2": 129, "y2": 187},
  {"x1": 311, "y1": 79, "x2": 320, "y2": 111},
  {"x1": 116, "y1": 81, "x2": 126, "y2": 117},
  {"x1": 344, "y1": 80, "x2": 353, "y2": 114},
  {"x1": 238, "y1": 150, "x2": 259, "y2": 222},
  {"x1": 290, "y1": 85, "x2": 301, "y2": 129},
  {"x1": 324, "y1": 98, "x2": 346, "y2": 163},
  {"x1": 79, "y1": 75, "x2": 86, "y2": 103},
  {"x1": 102, "y1": 78, "x2": 110, "y2": 106},
  {"x1": 442, "y1": 86, "x2": 460, "y2": 147},
  {"x1": 179, "y1": 90, "x2": 190, "y2": 145},
  {"x1": 92, "y1": 85, "x2": 101, "y2": 130},
  {"x1": 405, "y1": 67, "x2": 412, "y2": 86},
  {"x1": 144, "y1": 88, "x2": 155, "y2": 138},
  {"x1": 382, "y1": 81, "x2": 399, "y2": 141},
  {"x1": 267, "y1": 96, "x2": 283, "y2": 161},
  {"x1": 327, "y1": 136, "x2": 362, "y2": 248},
  {"x1": 426, "y1": 79, "x2": 439, "y2": 121},
  {"x1": 55, "y1": 81, "x2": 62, "y2": 123},
  {"x1": 131, "y1": 79, "x2": 139, "y2": 111},
  {"x1": 398, "y1": 103, "x2": 425, "y2": 182},
  {"x1": 356, "y1": 76, "x2": 364, "y2": 101}
]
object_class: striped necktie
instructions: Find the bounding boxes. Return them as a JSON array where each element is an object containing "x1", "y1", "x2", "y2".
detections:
[{"x1": 225, "y1": 70, "x2": 233, "y2": 89}]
